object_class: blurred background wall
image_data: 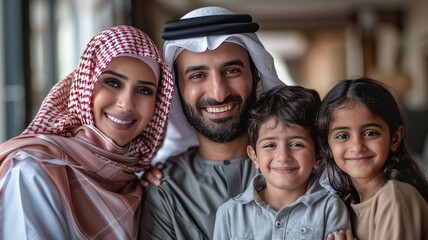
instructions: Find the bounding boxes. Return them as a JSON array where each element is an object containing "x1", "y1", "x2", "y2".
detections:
[{"x1": 1, "y1": 0, "x2": 427, "y2": 168}]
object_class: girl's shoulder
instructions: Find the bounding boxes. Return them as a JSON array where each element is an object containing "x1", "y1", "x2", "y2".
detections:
[{"x1": 377, "y1": 180, "x2": 427, "y2": 207}]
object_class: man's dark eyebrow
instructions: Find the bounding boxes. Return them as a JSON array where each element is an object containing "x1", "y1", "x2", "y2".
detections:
[
  {"x1": 101, "y1": 70, "x2": 127, "y2": 80},
  {"x1": 222, "y1": 60, "x2": 245, "y2": 68},
  {"x1": 184, "y1": 65, "x2": 209, "y2": 75}
]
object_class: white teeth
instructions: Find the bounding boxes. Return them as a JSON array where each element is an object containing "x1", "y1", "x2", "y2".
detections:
[
  {"x1": 206, "y1": 105, "x2": 233, "y2": 113},
  {"x1": 107, "y1": 114, "x2": 133, "y2": 124}
]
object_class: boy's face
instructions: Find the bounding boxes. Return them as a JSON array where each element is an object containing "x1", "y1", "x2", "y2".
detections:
[{"x1": 247, "y1": 118, "x2": 318, "y2": 194}]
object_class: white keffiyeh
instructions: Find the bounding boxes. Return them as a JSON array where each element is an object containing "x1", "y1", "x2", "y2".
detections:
[{"x1": 153, "y1": 6, "x2": 285, "y2": 164}]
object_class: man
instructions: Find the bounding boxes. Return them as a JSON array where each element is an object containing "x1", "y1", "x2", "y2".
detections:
[{"x1": 141, "y1": 6, "x2": 285, "y2": 240}]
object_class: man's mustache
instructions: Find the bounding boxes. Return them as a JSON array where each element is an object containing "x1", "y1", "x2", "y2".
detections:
[{"x1": 196, "y1": 95, "x2": 243, "y2": 109}]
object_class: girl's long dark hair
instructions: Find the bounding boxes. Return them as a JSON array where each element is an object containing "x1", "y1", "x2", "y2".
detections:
[{"x1": 316, "y1": 77, "x2": 428, "y2": 204}]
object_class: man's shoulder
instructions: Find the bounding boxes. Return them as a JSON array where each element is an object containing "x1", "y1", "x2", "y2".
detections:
[{"x1": 161, "y1": 147, "x2": 199, "y2": 174}]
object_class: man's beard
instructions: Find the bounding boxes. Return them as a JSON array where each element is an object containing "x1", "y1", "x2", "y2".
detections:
[{"x1": 181, "y1": 87, "x2": 257, "y2": 143}]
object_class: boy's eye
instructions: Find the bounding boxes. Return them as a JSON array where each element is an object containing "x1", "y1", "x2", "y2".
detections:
[
  {"x1": 262, "y1": 143, "x2": 276, "y2": 149},
  {"x1": 137, "y1": 87, "x2": 154, "y2": 95},
  {"x1": 290, "y1": 142, "x2": 304, "y2": 148},
  {"x1": 104, "y1": 78, "x2": 120, "y2": 88}
]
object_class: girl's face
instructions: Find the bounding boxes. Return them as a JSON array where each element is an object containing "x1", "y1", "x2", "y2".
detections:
[
  {"x1": 328, "y1": 101, "x2": 395, "y2": 186},
  {"x1": 92, "y1": 56, "x2": 158, "y2": 146}
]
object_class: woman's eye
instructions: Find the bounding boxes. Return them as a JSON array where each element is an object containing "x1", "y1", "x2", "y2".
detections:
[
  {"x1": 137, "y1": 87, "x2": 154, "y2": 95},
  {"x1": 104, "y1": 78, "x2": 120, "y2": 88}
]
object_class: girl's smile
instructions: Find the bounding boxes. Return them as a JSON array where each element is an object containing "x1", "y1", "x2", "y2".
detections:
[{"x1": 327, "y1": 101, "x2": 402, "y2": 200}]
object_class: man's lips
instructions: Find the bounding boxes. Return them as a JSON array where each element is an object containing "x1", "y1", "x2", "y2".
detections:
[{"x1": 204, "y1": 103, "x2": 235, "y2": 114}]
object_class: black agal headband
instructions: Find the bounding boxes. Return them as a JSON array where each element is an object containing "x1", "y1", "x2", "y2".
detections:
[{"x1": 161, "y1": 14, "x2": 259, "y2": 40}]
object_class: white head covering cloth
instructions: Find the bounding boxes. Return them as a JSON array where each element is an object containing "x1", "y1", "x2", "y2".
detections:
[{"x1": 153, "y1": 6, "x2": 285, "y2": 164}]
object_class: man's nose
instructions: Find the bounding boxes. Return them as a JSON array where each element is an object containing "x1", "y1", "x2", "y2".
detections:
[{"x1": 207, "y1": 73, "x2": 230, "y2": 103}]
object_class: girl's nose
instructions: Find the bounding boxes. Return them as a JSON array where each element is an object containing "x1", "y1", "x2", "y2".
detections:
[{"x1": 349, "y1": 136, "x2": 367, "y2": 152}]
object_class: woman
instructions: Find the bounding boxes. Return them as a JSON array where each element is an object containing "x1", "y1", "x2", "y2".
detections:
[{"x1": 0, "y1": 25, "x2": 173, "y2": 239}]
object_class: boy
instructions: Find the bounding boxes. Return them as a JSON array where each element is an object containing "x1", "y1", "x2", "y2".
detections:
[{"x1": 213, "y1": 85, "x2": 351, "y2": 239}]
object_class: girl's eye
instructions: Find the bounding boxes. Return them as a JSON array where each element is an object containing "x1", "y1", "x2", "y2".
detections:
[
  {"x1": 336, "y1": 133, "x2": 349, "y2": 140},
  {"x1": 137, "y1": 87, "x2": 154, "y2": 95},
  {"x1": 364, "y1": 130, "x2": 379, "y2": 137},
  {"x1": 104, "y1": 78, "x2": 120, "y2": 88}
]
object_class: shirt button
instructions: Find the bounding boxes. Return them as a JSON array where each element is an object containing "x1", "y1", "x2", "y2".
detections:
[
  {"x1": 301, "y1": 227, "x2": 307, "y2": 234},
  {"x1": 224, "y1": 160, "x2": 230, "y2": 165},
  {"x1": 275, "y1": 220, "x2": 281, "y2": 228}
]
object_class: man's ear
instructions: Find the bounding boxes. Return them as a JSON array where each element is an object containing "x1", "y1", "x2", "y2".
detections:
[
  {"x1": 247, "y1": 145, "x2": 259, "y2": 169},
  {"x1": 391, "y1": 125, "x2": 405, "y2": 152}
]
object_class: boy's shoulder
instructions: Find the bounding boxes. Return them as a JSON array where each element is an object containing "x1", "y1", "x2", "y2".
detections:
[{"x1": 217, "y1": 174, "x2": 264, "y2": 210}]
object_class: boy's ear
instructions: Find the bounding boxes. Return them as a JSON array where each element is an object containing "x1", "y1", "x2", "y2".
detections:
[
  {"x1": 391, "y1": 125, "x2": 405, "y2": 152},
  {"x1": 313, "y1": 152, "x2": 322, "y2": 169},
  {"x1": 247, "y1": 145, "x2": 260, "y2": 169}
]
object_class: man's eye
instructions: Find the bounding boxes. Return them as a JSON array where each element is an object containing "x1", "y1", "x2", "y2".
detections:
[
  {"x1": 189, "y1": 73, "x2": 205, "y2": 79},
  {"x1": 225, "y1": 68, "x2": 240, "y2": 74}
]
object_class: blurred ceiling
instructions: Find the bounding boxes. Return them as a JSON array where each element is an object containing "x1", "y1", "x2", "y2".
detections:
[{"x1": 155, "y1": 0, "x2": 407, "y2": 30}]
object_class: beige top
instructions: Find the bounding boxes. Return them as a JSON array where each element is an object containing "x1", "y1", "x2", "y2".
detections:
[{"x1": 351, "y1": 180, "x2": 428, "y2": 240}]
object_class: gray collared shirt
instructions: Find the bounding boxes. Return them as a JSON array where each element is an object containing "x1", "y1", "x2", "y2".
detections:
[{"x1": 213, "y1": 174, "x2": 351, "y2": 240}]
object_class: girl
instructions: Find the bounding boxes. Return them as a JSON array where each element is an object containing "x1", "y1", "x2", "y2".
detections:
[
  {"x1": 317, "y1": 77, "x2": 428, "y2": 240},
  {"x1": 0, "y1": 25, "x2": 173, "y2": 239}
]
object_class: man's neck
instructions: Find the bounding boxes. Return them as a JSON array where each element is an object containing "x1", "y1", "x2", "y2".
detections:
[{"x1": 196, "y1": 132, "x2": 249, "y2": 161}]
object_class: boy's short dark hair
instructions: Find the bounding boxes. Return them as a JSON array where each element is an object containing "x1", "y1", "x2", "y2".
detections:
[{"x1": 248, "y1": 85, "x2": 321, "y2": 152}]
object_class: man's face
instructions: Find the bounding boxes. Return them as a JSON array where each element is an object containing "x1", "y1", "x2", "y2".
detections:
[{"x1": 175, "y1": 42, "x2": 257, "y2": 143}]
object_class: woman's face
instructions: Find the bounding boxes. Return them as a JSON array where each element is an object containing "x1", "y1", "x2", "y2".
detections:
[{"x1": 92, "y1": 56, "x2": 158, "y2": 146}]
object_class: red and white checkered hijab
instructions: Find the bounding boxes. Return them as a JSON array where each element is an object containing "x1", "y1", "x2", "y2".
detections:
[{"x1": 23, "y1": 25, "x2": 174, "y2": 168}]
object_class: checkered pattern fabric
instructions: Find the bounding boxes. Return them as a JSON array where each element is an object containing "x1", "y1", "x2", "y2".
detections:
[{"x1": 23, "y1": 25, "x2": 174, "y2": 168}]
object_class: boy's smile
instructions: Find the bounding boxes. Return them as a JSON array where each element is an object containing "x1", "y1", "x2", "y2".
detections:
[{"x1": 247, "y1": 118, "x2": 318, "y2": 202}]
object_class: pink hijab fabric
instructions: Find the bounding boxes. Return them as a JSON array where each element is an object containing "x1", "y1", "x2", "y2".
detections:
[{"x1": 0, "y1": 25, "x2": 173, "y2": 239}]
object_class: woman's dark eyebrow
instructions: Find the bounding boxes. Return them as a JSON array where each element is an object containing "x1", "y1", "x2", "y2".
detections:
[
  {"x1": 138, "y1": 80, "x2": 157, "y2": 87},
  {"x1": 101, "y1": 70, "x2": 127, "y2": 80}
]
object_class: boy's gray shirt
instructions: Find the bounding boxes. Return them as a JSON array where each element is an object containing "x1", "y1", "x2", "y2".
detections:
[{"x1": 213, "y1": 174, "x2": 351, "y2": 240}]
